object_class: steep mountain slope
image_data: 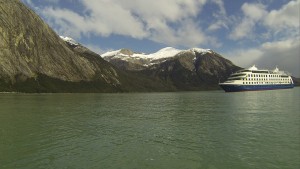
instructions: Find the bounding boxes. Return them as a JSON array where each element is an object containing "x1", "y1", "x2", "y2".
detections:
[{"x1": 0, "y1": 0, "x2": 122, "y2": 92}]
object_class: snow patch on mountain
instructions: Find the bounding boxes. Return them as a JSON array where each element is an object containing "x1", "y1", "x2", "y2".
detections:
[
  {"x1": 191, "y1": 48, "x2": 212, "y2": 54},
  {"x1": 60, "y1": 36, "x2": 79, "y2": 46},
  {"x1": 101, "y1": 47, "x2": 213, "y2": 68},
  {"x1": 143, "y1": 47, "x2": 182, "y2": 60},
  {"x1": 102, "y1": 47, "x2": 212, "y2": 61},
  {"x1": 101, "y1": 49, "x2": 122, "y2": 57}
]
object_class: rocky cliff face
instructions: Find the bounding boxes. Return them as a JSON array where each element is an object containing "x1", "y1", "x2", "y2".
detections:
[{"x1": 0, "y1": 0, "x2": 121, "y2": 92}]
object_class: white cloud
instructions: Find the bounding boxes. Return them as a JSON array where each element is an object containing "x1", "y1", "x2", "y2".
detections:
[
  {"x1": 216, "y1": 0, "x2": 300, "y2": 77},
  {"x1": 42, "y1": 3, "x2": 147, "y2": 39},
  {"x1": 207, "y1": 0, "x2": 229, "y2": 32},
  {"x1": 26, "y1": 0, "x2": 223, "y2": 48},
  {"x1": 229, "y1": 19, "x2": 256, "y2": 40},
  {"x1": 263, "y1": 0, "x2": 300, "y2": 39},
  {"x1": 224, "y1": 48, "x2": 263, "y2": 67},
  {"x1": 242, "y1": 3, "x2": 266, "y2": 21},
  {"x1": 256, "y1": 39, "x2": 300, "y2": 77},
  {"x1": 224, "y1": 38, "x2": 300, "y2": 77},
  {"x1": 229, "y1": 0, "x2": 299, "y2": 41},
  {"x1": 229, "y1": 3, "x2": 266, "y2": 40},
  {"x1": 264, "y1": 0, "x2": 299, "y2": 29}
]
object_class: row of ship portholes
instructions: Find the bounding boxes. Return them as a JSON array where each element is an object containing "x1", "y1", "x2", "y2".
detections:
[
  {"x1": 243, "y1": 82, "x2": 290, "y2": 84},
  {"x1": 243, "y1": 78, "x2": 290, "y2": 81},
  {"x1": 247, "y1": 74, "x2": 283, "y2": 78}
]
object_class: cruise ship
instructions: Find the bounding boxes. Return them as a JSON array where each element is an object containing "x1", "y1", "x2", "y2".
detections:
[{"x1": 219, "y1": 65, "x2": 294, "y2": 92}]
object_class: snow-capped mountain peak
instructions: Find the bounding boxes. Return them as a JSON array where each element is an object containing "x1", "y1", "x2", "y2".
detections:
[
  {"x1": 60, "y1": 36, "x2": 79, "y2": 46},
  {"x1": 101, "y1": 47, "x2": 215, "y2": 69},
  {"x1": 147, "y1": 47, "x2": 182, "y2": 60},
  {"x1": 102, "y1": 47, "x2": 182, "y2": 61}
]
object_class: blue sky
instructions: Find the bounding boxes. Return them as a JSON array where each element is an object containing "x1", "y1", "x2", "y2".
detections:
[{"x1": 22, "y1": 0, "x2": 299, "y2": 77}]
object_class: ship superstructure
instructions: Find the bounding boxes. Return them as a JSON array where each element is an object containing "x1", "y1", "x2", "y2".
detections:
[{"x1": 219, "y1": 65, "x2": 294, "y2": 92}]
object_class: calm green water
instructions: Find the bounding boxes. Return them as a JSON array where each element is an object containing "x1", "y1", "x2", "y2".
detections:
[{"x1": 0, "y1": 88, "x2": 299, "y2": 169}]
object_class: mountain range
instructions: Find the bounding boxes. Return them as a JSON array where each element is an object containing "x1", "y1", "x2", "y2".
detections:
[
  {"x1": 101, "y1": 47, "x2": 241, "y2": 90},
  {"x1": 0, "y1": 0, "x2": 298, "y2": 92}
]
